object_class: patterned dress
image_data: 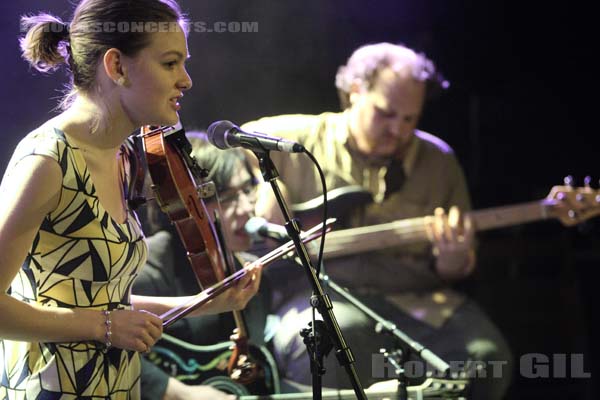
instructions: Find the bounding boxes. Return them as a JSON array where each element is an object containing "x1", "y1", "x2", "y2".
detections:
[{"x1": 0, "y1": 127, "x2": 148, "y2": 399}]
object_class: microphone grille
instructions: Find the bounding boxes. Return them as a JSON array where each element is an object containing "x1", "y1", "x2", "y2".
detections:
[
  {"x1": 244, "y1": 216, "x2": 267, "y2": 236},
  {"x1": 207, "y1": 120, "x2": 236, "y2": 149}
]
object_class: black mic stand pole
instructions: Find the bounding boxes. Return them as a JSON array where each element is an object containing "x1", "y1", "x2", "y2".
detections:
[
  {"x1": 320, "y1": 274, "x2": 451, "y2": 383},
  {"x1": 252, "y1": 150, "x2": 367, "y2": 400}
]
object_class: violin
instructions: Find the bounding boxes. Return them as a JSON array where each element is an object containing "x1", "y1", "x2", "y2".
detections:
[{"x1": 140, "y1": 122, "x2": 258, "y2": 384}]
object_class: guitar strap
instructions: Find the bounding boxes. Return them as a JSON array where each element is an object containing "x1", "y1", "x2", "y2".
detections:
[{"x1": 384, "y1": 157, "x2": 406, "y2": 199}]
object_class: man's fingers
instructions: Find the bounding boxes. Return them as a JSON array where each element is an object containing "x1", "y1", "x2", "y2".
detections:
[
  {"x1": 463, "y1": 214, "x2": 475, "y2": 243},
  {"x1": 448, "y1": 206, "x2": 460, "y2": 242},
  {"x1": 433, "y1": 207, "x2": 445, "y2": 244}
]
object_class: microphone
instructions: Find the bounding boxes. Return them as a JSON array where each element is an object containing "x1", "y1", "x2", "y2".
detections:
[
  {"x1": 207, "y1": 120, "x2": 305, "y2": 153},
  {"x1": 244, "y1": 217, "x2": 290, "y2": 243}
]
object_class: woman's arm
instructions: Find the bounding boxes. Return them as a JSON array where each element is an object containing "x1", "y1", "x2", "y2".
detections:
[
  {"x1": 0, "y1": 155, "x2": 162, "y2": 351},
  {"x1": 0, "y1": 155, "x2": 106, "y2": 342}
]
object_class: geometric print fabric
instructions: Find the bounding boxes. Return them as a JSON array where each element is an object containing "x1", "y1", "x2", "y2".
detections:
[{"x1": 1, "y1": 127, "x2": 148, "y2": 399}]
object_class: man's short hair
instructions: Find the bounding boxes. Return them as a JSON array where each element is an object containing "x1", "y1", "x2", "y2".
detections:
[{"x1": 335, "y1": 42, "x2": 448, "y2": 109}]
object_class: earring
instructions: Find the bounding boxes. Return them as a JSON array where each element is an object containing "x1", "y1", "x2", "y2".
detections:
[{"x1": 116, "y1": 76, "x2": 127, "y2": 86}]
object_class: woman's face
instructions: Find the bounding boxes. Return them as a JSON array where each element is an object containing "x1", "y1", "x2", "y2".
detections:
[
  {"x1": 120, "y1": 23, "x2": 193, "y2": 127},
  {"x1": 208, "y1": 160, "x2": 257, "y2": 253}
]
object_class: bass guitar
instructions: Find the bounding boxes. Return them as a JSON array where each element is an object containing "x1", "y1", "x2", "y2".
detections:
[{"x1": 292, "y1": 182, "x2": 600, "y2": 259}]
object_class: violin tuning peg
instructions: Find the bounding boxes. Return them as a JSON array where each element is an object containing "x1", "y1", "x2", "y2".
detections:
[
  {"x1": 197, "y1": 182, "x2": 216, "y2": 198},
  {"x1": 563, "y1": 175, "x2": 574, "y2": 187}
]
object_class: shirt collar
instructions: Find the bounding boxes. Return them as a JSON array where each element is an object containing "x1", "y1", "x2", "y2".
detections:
[{"x1": 338, "y1": 111, "x2": 420, "y2": 176}]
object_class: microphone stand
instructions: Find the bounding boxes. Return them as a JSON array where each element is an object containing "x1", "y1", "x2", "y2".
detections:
[
  {"x1": 319, "y1": 274, "x2": 451, "y2": 394},
  {"x1": 252, "y1": 150, "x2": 367, "y2": 400}
]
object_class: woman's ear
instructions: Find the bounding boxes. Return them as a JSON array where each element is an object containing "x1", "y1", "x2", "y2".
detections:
[{"x1": 103, "y1": 48, "x2": 129, "y2": 87}]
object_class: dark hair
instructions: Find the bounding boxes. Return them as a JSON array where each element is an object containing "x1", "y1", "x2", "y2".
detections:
[
  {"x1": 19, "y1": 0, "x2": 187, "y2": 105},
  {"x1": 187, "y1": 132, "x2": 255, "y2": 193},
  {"x1": 335, "y1": 42, "x2": 449, "y2": 109}
]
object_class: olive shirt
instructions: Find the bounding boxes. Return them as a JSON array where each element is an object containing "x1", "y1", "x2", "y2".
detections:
[{"x1": 242, "y1": 112, "x2": 471, "y2": 327}]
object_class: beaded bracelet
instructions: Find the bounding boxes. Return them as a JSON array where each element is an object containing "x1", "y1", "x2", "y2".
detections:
[{"x1": 101, "y1": 310, "x2": 112, "y2": 352}]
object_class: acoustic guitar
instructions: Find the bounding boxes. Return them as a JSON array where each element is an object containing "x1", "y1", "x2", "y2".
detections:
[{"x1": 146, "y1": 332, "x2": 280, "y2": 396}]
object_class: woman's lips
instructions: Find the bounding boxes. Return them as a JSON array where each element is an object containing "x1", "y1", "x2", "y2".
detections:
[{"x1": 169, "y1": 96, "x2": 182, "y2": 110}]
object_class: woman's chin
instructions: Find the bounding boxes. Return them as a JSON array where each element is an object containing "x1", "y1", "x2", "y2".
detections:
[
  {"x1": 163, "y1": 113, "x2": 180, "y2": 127},
  {"x1": 149, "y1": 111, "x2": 180, "y2": 128}
]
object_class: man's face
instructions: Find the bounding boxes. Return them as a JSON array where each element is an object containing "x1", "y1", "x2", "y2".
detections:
[{"x1": 347, "y1": 67, "x2": 426, "y2": 158}]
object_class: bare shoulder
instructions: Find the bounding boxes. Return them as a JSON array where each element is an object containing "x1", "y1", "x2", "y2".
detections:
[
  {"x1": 0, "y1": 154, "x2": 63, "y2": 227},
  {"x1": 0, "y1": 155, "x2": 62, "y2": 289}
]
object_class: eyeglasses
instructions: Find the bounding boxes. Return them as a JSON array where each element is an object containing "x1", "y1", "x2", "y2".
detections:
[{"x1": 218, "y1": 179, "x2": 258, "y2": 204}]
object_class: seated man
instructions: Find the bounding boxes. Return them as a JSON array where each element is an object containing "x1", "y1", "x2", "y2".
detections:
[
  {"x1": 242, "y1": 43, "x2": 513, "y2": 399},
  {"x1": 133, "y1": 133, "x2": 276, "y2": 400}
]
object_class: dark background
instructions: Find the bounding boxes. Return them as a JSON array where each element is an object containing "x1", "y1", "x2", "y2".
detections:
[{"x1": 0, "y1": 1, "x2": 597, "y2": 398}]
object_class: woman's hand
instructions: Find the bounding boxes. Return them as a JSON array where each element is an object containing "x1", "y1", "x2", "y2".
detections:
[
  {"x1": 205, "y1": 262, "x2": 263, "y2": 313},
  {"x1": 106, "y1": 309, "x2": 163, "y2": 353}
]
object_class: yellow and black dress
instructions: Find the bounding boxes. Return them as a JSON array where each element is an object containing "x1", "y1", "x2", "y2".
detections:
[{"x1": 0, "y1": 127, "x2": 147, "y2": 399}]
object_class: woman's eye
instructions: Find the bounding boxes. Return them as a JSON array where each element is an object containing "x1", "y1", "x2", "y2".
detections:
[{"x1": 164, "y1": 61, "x2": 177, "y2": 68}]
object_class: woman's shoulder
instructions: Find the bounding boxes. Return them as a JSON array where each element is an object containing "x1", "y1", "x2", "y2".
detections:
[
  {"x1": 12, "y1": 124, "x2": 70, "y2": 163},
  {"x1": 3, "y1": 125, "x2": 69, "y2": 180}
]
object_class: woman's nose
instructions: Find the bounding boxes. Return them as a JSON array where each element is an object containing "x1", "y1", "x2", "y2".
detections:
[{"x1": 178, "y1": 68, "x2": 193, "y2": 91}]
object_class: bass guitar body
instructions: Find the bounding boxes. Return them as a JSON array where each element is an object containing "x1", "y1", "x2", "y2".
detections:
[{"x1": 291, "y1": 185, "x2": 372, "y2": 228}]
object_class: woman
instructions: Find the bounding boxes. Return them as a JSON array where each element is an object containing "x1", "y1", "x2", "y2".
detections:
[{"x1": 0, "y1": 1, "x2": 261, "y2": 398}]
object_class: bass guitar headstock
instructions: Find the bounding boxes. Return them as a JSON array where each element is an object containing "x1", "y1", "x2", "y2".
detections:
[{"x1": 545, "y1": 176, "x2": 600, "y2": 226}]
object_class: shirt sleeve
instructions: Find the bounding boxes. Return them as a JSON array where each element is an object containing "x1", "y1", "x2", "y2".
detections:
[
  {"x1": 140, "y1": 356, "x2": 169, "y2": 400},
  {"x1": 445, "y1": 153, "x2": 472, "y2": 212}
]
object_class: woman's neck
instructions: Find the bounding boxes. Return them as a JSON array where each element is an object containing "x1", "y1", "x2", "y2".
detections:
[{"x1": 54, "y1": 95, "x2": 135, "y2": 155}]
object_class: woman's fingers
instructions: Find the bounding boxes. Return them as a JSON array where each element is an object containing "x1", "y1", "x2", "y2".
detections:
[
  {"x1": 225, "y1": 263, "x2": 263, "y2": 309},
  {"x1": 139, "y1": 310, "x2": 163, "y2": 340},
  {"x1": 238, "y1": 262, "x2": 262, "y2": 290},
  {"x1": 110, "y1": 309, "x2": 163, "y2": 352}
]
